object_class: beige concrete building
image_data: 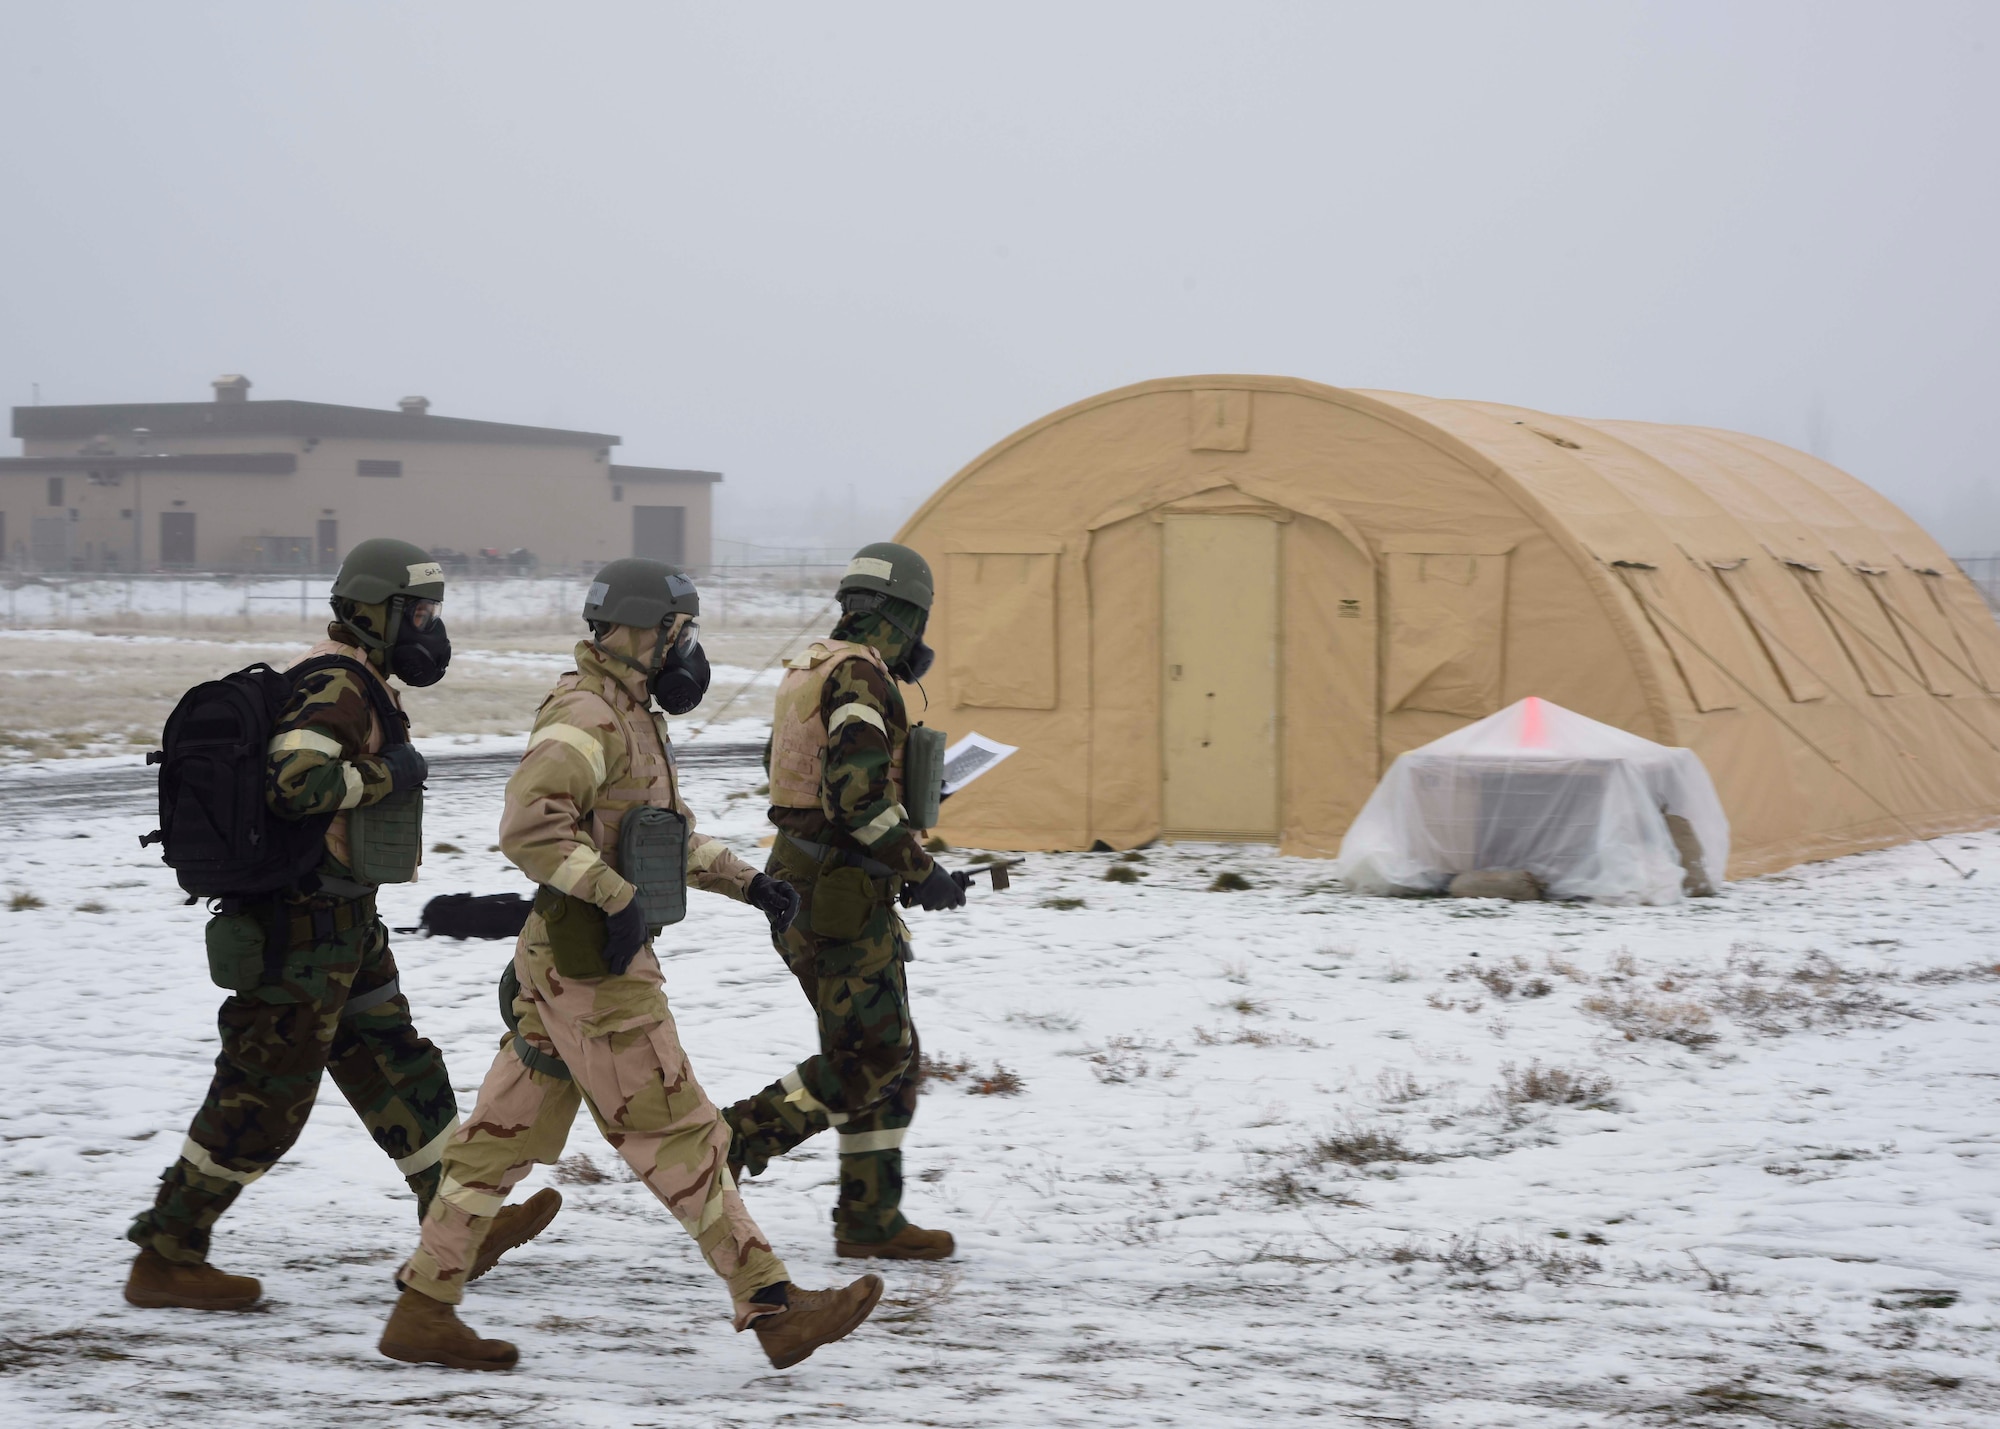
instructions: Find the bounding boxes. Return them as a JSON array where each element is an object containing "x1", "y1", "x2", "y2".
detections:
[{"x1": 2, "y1": 375, "x2": 718, "y2": 574}]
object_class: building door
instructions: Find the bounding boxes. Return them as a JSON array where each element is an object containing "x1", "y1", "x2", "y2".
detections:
[
  {"x1": 1161, "y1": 514, "x2": 1280, "y2": 838},
  {"x1": 32, "y1": 516, "x2": 73, "y2": 571},
  {"x1": 634, "y1": 506, "x2": 686, "y2": 563},
  {"x1": 160, "y1": 512, "x2": 196, "y2": 567},
  {"x1": 317, "y1": 520, "x2": 339, "y2": 572}
]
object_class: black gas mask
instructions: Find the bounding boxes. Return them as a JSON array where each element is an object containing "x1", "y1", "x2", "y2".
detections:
[
  {"x1": 891, "y1": 630, "x2": 935, "y2": 684},
  {"x1": 649, "y1": 618, "x2": 710, "y2": 715},
  {"x1": 844, "y1": 592, "x2": 933, "y2": 683},
  {"x1": 388, "y1": 597, "x2": 451, "y2": 688}
]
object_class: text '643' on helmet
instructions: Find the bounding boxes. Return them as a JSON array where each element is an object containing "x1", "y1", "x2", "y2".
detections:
[
  {"x1": 583, "y1": 558, "x2": 700, "y2": 628},
  {"x1": 837, "y1": 542, "x2": 933, "y2": 612},
  {"x1": 332, "y1": 537, "x2": 447, "y2": 604}
]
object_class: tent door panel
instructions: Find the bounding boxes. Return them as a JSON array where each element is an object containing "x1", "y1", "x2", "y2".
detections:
[
  {"x1": 1161, "y1": 515, "x2": 1279, "y2": 838},
  {"x1": 1382, "y1": 550, "x2": 1508, "y2": 717}
]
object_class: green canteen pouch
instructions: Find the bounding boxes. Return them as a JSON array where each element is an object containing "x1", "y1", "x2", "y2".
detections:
[
  {"x1": 204, "y1": 911, "x2": 268, "y2": 993},
  {"x1": 810, "y1": 862, "x2": 878, "y2": 941},
  {"x1": 619, "y1": 806, "x2": 688, "y2": 934},
  {"x1": 903, "y1": 724, "x2": 947, "y2": 831},
  {"x1": 348, "y1": 786, "x2": 424, "y2": 885},
  {"x1": 534, "y1": 884, "x2": 611, "y2": 979}
]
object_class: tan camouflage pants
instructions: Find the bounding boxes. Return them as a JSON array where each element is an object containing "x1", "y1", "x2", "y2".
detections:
[{"x1": 397, "y1": 926, "x2": 787, "y2": 1329}]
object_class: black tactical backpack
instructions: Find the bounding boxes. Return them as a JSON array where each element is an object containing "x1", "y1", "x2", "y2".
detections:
[{"x1": 142, "y1": 654, "x2": 398, "y2": 899}]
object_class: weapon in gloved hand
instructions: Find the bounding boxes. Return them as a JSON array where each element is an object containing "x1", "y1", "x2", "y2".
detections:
[{"x1": 899, "y1": 857, "x2": 1026, "y2": 909}]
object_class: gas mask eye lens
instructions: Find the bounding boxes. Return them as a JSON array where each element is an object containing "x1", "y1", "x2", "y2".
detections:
[
  {"x1": 409, "y1": 599, "x2": 442, "y2": 630},
  {"x1": 672, "y1": 619, "x2": 700, "y2": 659}
]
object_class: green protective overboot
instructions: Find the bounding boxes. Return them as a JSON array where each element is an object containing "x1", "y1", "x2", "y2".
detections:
[
  {"x1": 126, "y1": 1158, "x2": 246, "y2": 1265},
  {"x1": 833, "y1": 1148, "x2": 906, "y2": 1245}
]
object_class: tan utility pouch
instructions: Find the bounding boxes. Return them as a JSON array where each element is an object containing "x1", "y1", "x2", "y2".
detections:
[
  {"x1": 534, "y1": 884, "x2": 611, "y2": 979},
  {"x1": 810, "y1": 862, "x2": 878, "y2": 941}
]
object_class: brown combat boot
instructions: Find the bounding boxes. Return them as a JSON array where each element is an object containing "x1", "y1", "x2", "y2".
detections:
[
  {"x1": 468, "y1": 1187, "x2": 562, "y2": 1283},
  {"x1": 123, "y1": 1248, "x2": 262, "y2": 1311},
  {"x1": 752, "y1": 1275, "x2": 884, "y2": 1369},
  {"x1": 836, "y1": 1224, "x2": 956, "y2": 1260},
  {"x1": 379, "y1": 1286, "x2": 518, "y2": 1371}
]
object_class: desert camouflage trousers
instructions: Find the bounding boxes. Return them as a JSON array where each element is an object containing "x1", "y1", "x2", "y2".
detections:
[
  {"x1": 725, "y1": 848, "x2": 921, "y2": 1245},
  {"x1": 398, "y1": 920, "x2": 787, "y2": 1329},
  {"x1": 128, "y1": 910, "x2": 458, "y2": 1264}
]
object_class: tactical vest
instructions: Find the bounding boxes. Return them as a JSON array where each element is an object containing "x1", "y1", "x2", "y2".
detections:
[
  {"x1": 547, "y1": 662, "x2": 687, "y2": 924},
  {"x1": 769, "y1": 640, "x2": 905, "y2": 814},
  {"x1": 290, "y1": 640, "x2": 418, "y2": 880}
]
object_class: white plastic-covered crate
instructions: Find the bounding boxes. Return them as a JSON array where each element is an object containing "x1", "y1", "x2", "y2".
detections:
[{"x1": 1335, "y1": 697, "x2": 1729, "y2": 905}]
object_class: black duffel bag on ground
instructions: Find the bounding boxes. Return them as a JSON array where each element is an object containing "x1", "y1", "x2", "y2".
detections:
[{"x1": 400, "y1": 892, "x2": 534, "y2": 940}]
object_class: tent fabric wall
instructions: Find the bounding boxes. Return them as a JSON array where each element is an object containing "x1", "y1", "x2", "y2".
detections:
[{"x1": 897, "y1": 375, "x2": 2000, "y2": 878}]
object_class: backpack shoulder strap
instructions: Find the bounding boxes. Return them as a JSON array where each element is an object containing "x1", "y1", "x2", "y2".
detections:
[{"x1": 286, "y1": 653, "x2": 409, "y2": 748}]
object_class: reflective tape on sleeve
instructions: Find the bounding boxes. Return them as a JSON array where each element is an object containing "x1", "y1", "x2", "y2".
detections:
[
  {"x1": 269, "y1": 728, "x2": 343, "y2": 758},
  {"x1": 547, "y1": 844, "x2": 602, "y2": 896},
  {"x1": 853, "y1": 802, "x2": 906, "y2": 847},
  {"x1": 780, "y1": 1068, "x2": 850, "y2": 1127},
  {"x1": 337, "y1": 763, "x2": 366, "y2": 809},
  {"x1": 686, "y1": 837, "x2": 728, "y2": 874},
  {"x1": 394, "y1": 1116, "x2": 462, "y2": 1176},
  {"x1": 179, "y1": 1136, "x2": 266, "y2": 1187},
  {"x1": 837, "y1": 1127, "x2": 907, "y2": 1154},
  {"x1": 528, "y1": 722, "x2": 608, "y2": 785},
  {"x1": 827, "y1": 702, "x2": 887, "y2": 736}
]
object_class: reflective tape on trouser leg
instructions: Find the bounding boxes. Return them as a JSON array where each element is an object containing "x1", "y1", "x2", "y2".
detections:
[
  {"x1": 781, "y1": 1068, "x2": 849, "y2": 1126},
  {"x1": 179, "y1": 1136, "x2": 266, "y2": 1187},
  {"x1": 394, "y1": 1115, "x2": 462, "y2": 1175},
  {"x1": 837, "y1": 1126, "x2": 907, "y2": 1154},
  {"x1": 438, "y1": 1173, "x2": 506, "y2": 1218}
]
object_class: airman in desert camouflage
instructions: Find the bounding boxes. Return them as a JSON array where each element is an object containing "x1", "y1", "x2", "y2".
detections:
[
  {"x1": 380, "y1": 558, "x2": 881, "y2": 1372},
  {"x1": 124, "y1": 537, "x2": 557, "y2": 1313}
]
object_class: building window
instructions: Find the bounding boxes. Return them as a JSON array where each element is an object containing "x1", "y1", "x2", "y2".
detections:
[
  {"x1": 357, "y1": 459, "x2": 403, "y2": 477},
  {"x1": 47, "y1": 476, "x2": 63, "y2": 506},
  {"x1": 612, "y1": 484, "x2": 624, "y2": 502}
]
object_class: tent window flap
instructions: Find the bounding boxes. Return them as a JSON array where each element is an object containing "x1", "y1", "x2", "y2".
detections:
[
  {"x1": 948, "y1": 552, "x2": 1059, "y2": 708},
  {"x1": 1711, "y1": 563, "x2": 1828, "y2": 703},
  {"x1": 1383, "y1": 550, "x2": 1507, "y2": 718},
  {"x1": 1613, "y1": 565, "x2": 1738, "y2": 713}
]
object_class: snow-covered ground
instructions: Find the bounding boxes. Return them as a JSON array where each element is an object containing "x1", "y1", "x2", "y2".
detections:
[{"x1": 5, "y1": 732, "x2": 2000, "y2": 1426}]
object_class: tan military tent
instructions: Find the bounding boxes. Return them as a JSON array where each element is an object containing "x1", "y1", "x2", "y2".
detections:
[{"x1": 899, "y1": 375, "x2": 2000, "y2": 877}]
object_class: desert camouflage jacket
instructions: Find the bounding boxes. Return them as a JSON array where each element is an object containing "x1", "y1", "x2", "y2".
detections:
[
  {"x1": 766, "y1": 610, "x2": 933, "y2": 881},
  {"x1": 500, "y1": 631, "x2": 758, "y2": 912}
]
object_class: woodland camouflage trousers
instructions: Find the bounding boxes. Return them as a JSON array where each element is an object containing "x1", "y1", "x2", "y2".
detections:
[
  {"x1": 127, "y1": 910, "x2": 458, "y2": 1264},
  {"x1": 725, "y1": 847, "x2": 921, "y2": 1245},
  {"x1": 397, "y1": 925, "x2": 787, "y2": 1330}
]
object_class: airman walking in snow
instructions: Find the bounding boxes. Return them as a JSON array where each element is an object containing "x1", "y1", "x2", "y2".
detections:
[
  {"x1": 380, "y1": 558, "x2": 881, "y2": 1371},
  {"x1": 724, "y1": 542, "x2": 960, "y2": 1261},
  {"x1": 125, "y1": 538, "x2": 557, "y2": 1312}
]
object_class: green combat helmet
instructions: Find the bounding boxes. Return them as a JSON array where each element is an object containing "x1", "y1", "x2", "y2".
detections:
[
  {"x1": 330, "y1": 537, "x2": 449, "y2": 670},
  {"x1": 332, "y1": 537, "x2": 447, "y2": 607},
  {"x1": 837, "y1": 542, "x2": 933, "y2": 613},
  {"x1": 582, "y1": 558, "x2": 700, "y2": 629}
]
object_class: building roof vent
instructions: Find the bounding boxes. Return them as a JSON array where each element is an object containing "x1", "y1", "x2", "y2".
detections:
[
  {"x1": 213, "y1": 374, "x2": 252, "y2": 403},
  {"x1": 398, "y1": 395, "x2": 431, "y2": 416}
]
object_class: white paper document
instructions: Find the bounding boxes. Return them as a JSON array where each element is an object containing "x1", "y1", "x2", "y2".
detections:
[{"x1": 941, "y1": 732, "x2": 1017, "y2": 795}]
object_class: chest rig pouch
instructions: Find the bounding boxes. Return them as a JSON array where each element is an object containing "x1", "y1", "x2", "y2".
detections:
[
  {"x1": 340, "y1": 662, "x2": 423, "y2": 886},
  {"x1": 619, "y1": 805, "x2": 688, "y2": 934},
  {"x1": 903, "y1": 724, "x2": 947, "y2": 831}
]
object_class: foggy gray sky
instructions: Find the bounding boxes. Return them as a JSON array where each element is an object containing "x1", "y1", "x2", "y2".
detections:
[{"x1": 3, "y1": 3, "x2": 1996, "y2": 554}]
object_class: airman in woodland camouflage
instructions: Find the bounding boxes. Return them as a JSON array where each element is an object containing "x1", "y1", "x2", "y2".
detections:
[
  {"x1": 124, "y1": 538, "x2": 557, "y2": 1313},
  {"x1": 380, "y1": 558, "x2": 881, "y2": 1373},
  {"x1": 725, "y1": 542, "x2": 962, "y2": 1260}
]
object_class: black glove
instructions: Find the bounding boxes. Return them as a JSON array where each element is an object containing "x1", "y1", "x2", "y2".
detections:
[
  {"x1": 746, "y1": 873, "x2": 800, "y2": 936},
  {"x1": 379, "y1": 742, "x2": 429, "y2": 793},
  {"x1": 910, "y1": 861, "x2": 968, "y2": 913},
  {"x1": 603, "y1": 894, "x2": 648, "y2": 975}
]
